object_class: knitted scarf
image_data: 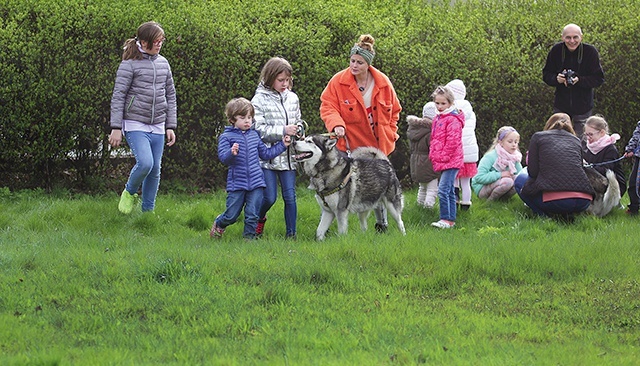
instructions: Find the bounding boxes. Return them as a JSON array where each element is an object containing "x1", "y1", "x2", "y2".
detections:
[
  {"x1": 436, "y1": 105, "x2": 456, "y2": 115},
  {"x1": 493, "y1": 144, "x2": 522, "y2": 174},
  {"x1": 587, "y1": 133, "x2": 620, "y2": 154}
]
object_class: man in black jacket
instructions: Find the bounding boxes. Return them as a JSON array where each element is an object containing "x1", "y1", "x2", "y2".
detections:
[{"x1": 542, "y1": 24, "x2": 605, "y2": 138}]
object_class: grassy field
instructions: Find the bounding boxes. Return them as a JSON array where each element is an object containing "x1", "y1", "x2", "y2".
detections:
[{"x1": 1, "y1": 187, "x2": 639, "y2": 365}]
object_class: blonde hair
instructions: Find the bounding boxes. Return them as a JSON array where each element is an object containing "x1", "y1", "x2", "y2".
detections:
[
  {"x1": 431, "y1": 86, "x2": 455, "y2": 105},
  {"x1": 122, "y1": 21, "x2": 165, "y2": 61},
  {"x1": 259, "y1": 57, "x2": 293, "y2": 90},
  {"x1": 488, "y1": 126, "x2": 520, "y2": 152},
  {"x1": 356, "y1": 34, "x2": 375, "y2": 53},
  {"x1": 543, "y1": 113, "x2": 575, "y2": 135},
  {"x1": 225, "y1": 97, "x2": 254, "y2": 123},
  {"x1": 585, "y1": 114, "x2": 609, "y2": 134}
]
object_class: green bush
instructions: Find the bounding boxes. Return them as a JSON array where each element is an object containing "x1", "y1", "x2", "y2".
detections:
[{"x1": 1, "y1": 0, "x2": 638, "y2": 191}]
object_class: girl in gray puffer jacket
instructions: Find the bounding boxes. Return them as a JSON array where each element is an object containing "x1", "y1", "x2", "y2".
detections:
[
  {"x1": 109, "y1": 21, "x2": 177, "y2": 214},
  {"x1": 251, "y1": 57, "x2": 302, "y2": 239}
]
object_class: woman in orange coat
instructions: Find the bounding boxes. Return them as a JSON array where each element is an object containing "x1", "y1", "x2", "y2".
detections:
[{"x1": 320, "y1": 34, "x2": 402, "y2": 232}]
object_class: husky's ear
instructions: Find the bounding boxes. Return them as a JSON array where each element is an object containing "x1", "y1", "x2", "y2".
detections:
[{"x1": 324, "y1": 137, "x2": 338, "y2": 150}]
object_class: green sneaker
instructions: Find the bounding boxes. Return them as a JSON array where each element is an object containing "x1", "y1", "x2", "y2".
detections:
[{"x1": 118, "y1": 189, "x2": 137, "y2": 214}]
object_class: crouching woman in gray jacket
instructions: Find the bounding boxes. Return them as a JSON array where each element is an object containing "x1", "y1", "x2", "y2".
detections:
[{"x1": 109, "y1": 21, "x2": 177, "y2": 214}]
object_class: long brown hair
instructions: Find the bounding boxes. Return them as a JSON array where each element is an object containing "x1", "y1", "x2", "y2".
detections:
[
  {"x1": 122, "y1": 21, "x2": 165, "y2": 61},
  {"x1": 543, "y1": 113, "x2": 575, "y2": 135}
]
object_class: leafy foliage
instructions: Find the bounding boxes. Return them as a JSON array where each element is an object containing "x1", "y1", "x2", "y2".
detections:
[{"x1": 1, "y1": 0, "x2": 638, "y2": 191}]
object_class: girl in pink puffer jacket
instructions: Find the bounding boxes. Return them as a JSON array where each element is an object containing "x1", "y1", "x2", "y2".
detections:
[{"x1": 429, "y1": 86, "x2": 465, "y2": 229}]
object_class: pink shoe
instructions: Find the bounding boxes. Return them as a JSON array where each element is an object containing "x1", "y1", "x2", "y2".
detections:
[{"x1": 431, "y1": 220, "x2": 455, "y2": 229}]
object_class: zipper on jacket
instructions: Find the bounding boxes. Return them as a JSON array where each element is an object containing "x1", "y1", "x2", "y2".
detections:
[
  {"x1": 126, "y1": 96, "x2": 135, "y2": 112},
  {"x1": 151, "y1": 58, "x2": 157, "y2": 123},
  {"x1": 243, "y1": 131, "x2": 250, "y2": 181},
  {"x1": 279, "y1": 94, "x2": 293, "y2": 170}
]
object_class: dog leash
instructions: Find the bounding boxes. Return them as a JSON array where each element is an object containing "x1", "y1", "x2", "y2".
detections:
[
  {"x1": 583, "y1": 155, "x2": 625, "y2": 168},
  {"x1": 319, "y1": 132, "x2": 352, "y2": 158}
]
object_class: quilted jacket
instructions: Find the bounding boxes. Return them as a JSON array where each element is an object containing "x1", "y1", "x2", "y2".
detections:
[
  {"x1": 522, "y1": 129, "x2": 594, "y2": 196},
  {"x1": 429, "y1": 109, "x2": 465, "y2": 172},
  {"x1": 251, "y1": 83, "x2": 301, "y2": 171},
  {"x1": 218, "y1": 127, "x2": 286, "y2": 192},
  {"x1": 110, "y1": 52, "x2": 177, "y2": 130}
]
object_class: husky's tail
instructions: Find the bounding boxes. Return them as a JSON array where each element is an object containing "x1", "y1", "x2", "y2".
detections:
[{"x1": 602, "y1": 169, "x2": 621, "y2": 215}]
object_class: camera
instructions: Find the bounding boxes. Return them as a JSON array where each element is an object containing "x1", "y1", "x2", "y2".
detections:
[{"x1": 562, "y1": 69, "x2": 576, "y2": 86}]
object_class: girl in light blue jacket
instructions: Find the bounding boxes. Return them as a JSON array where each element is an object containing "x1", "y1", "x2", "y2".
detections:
[
  {"x1": 472, "y1": 126, "x2": 523, "y2": 201},
  {"x1": 251, "y1": 57, "x2": 302, "y2": 239}
]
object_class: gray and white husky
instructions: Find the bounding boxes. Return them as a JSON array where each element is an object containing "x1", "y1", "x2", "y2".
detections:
[
  {"x1": 584, "y1": 167, "x2": 621, "y2": 217},
  {"x1": 294, "y1": 135, "x2": 406, "y2": 240}
]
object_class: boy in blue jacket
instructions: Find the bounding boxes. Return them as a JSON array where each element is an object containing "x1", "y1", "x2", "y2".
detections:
[{"x1": 211, "y1": 98, "x2": 291, "y2": 239}]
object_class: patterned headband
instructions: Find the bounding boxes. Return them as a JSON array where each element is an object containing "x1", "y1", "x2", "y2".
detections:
[{"x1": 350, "y1": 45, "x2": 374, "y2": 65}]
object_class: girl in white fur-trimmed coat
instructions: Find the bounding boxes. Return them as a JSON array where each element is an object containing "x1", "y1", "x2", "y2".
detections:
[{"x1": 446, "y1": 79, "x2": 478, "y2": 211}]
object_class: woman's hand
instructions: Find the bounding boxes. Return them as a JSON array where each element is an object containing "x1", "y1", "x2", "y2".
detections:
[
  {"x1": 333, "y1": 126, "x2": 346, "y2": 137},
  {"x1": 109, "y1": 129, "x2": 122, "y2": 147}
]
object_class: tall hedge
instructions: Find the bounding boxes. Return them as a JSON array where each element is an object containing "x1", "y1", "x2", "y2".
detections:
[{"x1": 1, "y1": 0, "x2": 638, "y2": 192}]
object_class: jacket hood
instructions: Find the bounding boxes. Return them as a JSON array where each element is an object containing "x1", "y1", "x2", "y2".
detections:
[
  {"x1": 422, "y1": 101, "x2": 437, "y2": 119},
  {"x1": 407, "y1": 115, "x2": 432, "y2": 128},
  {"x1": 446, "y1": 79, "x2": 466, "y2": 100}
]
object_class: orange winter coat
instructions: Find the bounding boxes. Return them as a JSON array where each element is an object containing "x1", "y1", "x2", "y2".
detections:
[{"x1": 320, "y1": 66, "x2": 402, "y2": 156}]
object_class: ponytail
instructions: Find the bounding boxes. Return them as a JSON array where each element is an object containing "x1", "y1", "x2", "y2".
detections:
[{"x1": 122, "y1": 37, "x2": 142, "y2": 61}]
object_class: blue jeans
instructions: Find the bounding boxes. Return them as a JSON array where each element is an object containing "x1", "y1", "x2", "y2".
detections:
[
  {"x1": 260, "y1": 169, "x2": 297, "y2": 236},
  {"x1": 438, "y1": 168, "x2": 459, "y2": 222},
  {"x1": 124, "y1": 131, "x2": 164, "y2": 212},
  {"x1": 628, "y1": 157, "x2": 640, "y2": 212},
  {"x1": 515, "y1": 169, "x2": 591, "y2": 217},
  {"x1": 216, "y1": 188, "x2": 264, "y2": 239}
]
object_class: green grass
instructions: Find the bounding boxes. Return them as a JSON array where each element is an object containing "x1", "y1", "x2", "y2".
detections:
[{"x1": 1, "y1": 187, "x2": 639, "y2": 365}]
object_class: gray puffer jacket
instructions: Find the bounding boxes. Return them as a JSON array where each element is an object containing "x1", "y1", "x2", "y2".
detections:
[
  {"x1": 110, "y1": 52, "x2": 177, "y2": 130},
  {"x1": 251, "y1": 83, "x2": 301, "y2": 171}
]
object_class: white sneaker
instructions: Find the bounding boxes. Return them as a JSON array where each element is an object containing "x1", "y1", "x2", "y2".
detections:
[{"x1": 431, "y1": 220, "x2": 454, "y2": 229}]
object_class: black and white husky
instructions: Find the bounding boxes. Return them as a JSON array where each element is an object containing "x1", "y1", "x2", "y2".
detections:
[{"x1": 294, "y1": 135, "x2": 406, "y2": 240}]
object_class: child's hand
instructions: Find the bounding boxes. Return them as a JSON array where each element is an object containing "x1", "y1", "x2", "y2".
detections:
[
  {"x1": 625, "y1": 151, "x2": 635, "y2": 158},
  {"x1": 283, "y1": 135, "x2": 292, "y2": 147},
  {"x1": 231, "y1": 143, "x2": 239, "y2": 155},
  {"x1": 285, "y1": 125, "x2": 298, "y2": 136},
  {"x1": 501, "y1": 170, "x2": 513, "y2": 178}
]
